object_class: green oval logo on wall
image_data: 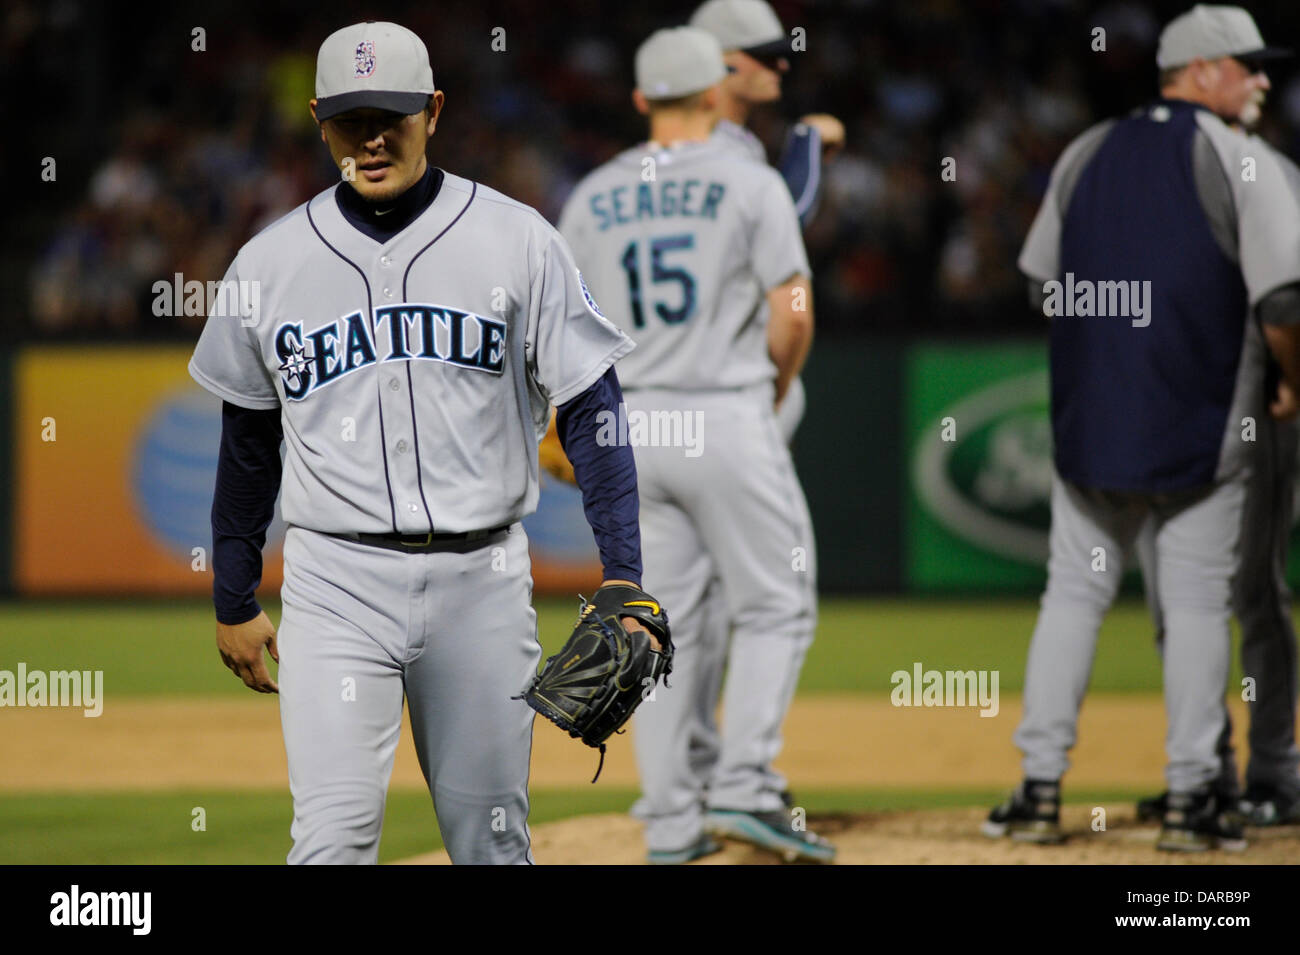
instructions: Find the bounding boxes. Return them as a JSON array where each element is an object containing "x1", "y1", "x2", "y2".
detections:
[{"x1": 913, "y1": 369, "x2": 1053, "y2": 564}]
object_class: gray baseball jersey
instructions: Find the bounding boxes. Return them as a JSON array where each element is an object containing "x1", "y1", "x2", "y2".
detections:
[
  {"x1": 191, "y1": 172, "x2": 632, "y2": 533},
  {"x1": 711, "y1": 117, "x2": 766, "y2": 163},
  {"x1": 190, "y1": 171, "x2": 633, "y2": 865},
  {"x1": 559, "y1": 139, "x2": 818, "y2": 854},
  {"x1": 557, "y1": 139, "x2": 808, "y2": 392}
]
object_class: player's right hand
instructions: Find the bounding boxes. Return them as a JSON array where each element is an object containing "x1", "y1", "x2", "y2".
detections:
[
  {"x1": 799, "y1": 113, "x2": 845, "y2": 158},
  {"x1": 217, "y1": 610, "x2": 280, "y2": 694}
]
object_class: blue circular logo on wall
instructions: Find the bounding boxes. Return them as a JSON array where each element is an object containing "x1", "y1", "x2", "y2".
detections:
[{"x1": 132, "y1": 388, "x2": 286, "y2": 559}]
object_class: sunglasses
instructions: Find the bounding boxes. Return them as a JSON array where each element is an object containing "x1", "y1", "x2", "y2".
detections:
[
  {"x1": 750, "y1": 52, "x2": 789, "y2": 71},
  {"x1": 1232, "y1": 56, "x2": 1270, "y2": 75}
]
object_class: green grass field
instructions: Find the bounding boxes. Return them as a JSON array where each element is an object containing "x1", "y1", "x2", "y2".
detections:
[
  {"x1": 0, "y1": 596, "x2": 1249, "y2": 862},
  {"x1": 0, "y1": 595, "x2": 1222, "y2": 696}
]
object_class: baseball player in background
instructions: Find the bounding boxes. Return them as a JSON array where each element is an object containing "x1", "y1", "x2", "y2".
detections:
[
  {"x1": 692, "y1": 0, "x2": 844, "y2": 444},
  {"x1": 1132, "y1": 6, "x2": 1300, "y2": 829},
  {"x1": 558, "y1": 26, "x2": 832, "y2": 863},
  {"x1": 676, "y1": 0, "x2": 843, "y2": 812},
  {"x1": 983, "y1": 4, "x2": 1300, "y2": 852},
  {"x1": 189, "y1": 21, "x2": 659, "y2": 864}
]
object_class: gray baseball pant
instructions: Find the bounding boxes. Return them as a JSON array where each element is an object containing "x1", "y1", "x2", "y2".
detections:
[
  {"x1": 1015, "y1": 472, "x2": 1247, "y2": 793},
  {"x1": 627, "y1": 386, "x2": 816, "y2": 853},
  {"x1": 276, "y1": 525, "x2": 539, "y2": 865},
  {"x1": 1136, "y1": 415, "x2": 1299, "y2": 797}
]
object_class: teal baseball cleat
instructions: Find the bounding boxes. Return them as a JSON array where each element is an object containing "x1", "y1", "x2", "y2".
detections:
[
  {"x1": 705, "y1": 808, "x2": 836, "y2": 864},
  {"x1": 646, "y1": 834, "x2": 722, "y2": 865}
]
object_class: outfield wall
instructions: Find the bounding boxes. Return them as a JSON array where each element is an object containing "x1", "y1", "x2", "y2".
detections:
[{"x1": 5, "y1": 341, "x2": 1297, "y2": 597}]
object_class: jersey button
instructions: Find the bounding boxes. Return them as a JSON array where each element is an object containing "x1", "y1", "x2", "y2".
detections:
[
  {"x1": 388, "y1": 377, "x2": 400, "y2": 391},
  {"x1": 382, "y1": 287, "x2": 393, "y2": 298},
  {"x1": 380, "y1": 255, "x2": 391, "y2": 267},
  {"x1": 396, "y1": 440, "x2": 409, "y2": 453},
  {"x1": 407, "y1": 502, "x2": 419, "y2": 513}
]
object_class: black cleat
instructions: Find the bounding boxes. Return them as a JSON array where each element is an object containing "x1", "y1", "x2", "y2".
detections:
[
  {"x1": 1239, "y1": 784, "x2": 1300, "y2": 826},
  {"x1": 982, "y1": 779, "x2": 1064, "y2": 844},
  {"x1": 1156, "y1": 787, "x2": 1246, "y2": 852},
  {"x1": 1139, "y1": 782, "x2": 1239, "y2": 824},
  {"x1": 1136, "y1": 791, "x2": 1168, "y2": 823}
]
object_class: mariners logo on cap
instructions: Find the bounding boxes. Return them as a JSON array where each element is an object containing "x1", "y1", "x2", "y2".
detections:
[
  {"x1": 354, "y1": 41, "x2": 377, "y2": 78},
  {"x1": 577, "y1": 270, "x2": 605, "y2": 318}
]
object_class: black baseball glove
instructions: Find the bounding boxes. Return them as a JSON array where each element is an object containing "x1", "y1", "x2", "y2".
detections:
[{"x1": 517, "y1": 584, "x2": 672, "y2": 781}]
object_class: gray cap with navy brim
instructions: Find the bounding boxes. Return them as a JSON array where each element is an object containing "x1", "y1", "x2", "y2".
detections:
[
  {"x1": 1156, "y1": 4, "x2": 1291, "y2": 69},
  {"x1": 690, "y1": 0, "x2": 786, "y2": 57},
  {"x1": 315, "y1": 21, "x2": 436, "y2": 121}
]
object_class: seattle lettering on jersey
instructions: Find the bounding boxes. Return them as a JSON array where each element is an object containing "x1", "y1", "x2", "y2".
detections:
[
  {"x1": 588, "y1": 179, "x2": 726, "y2": 231},
  {"x1": 275, "y1": 303, "x2": 507, "y2": 400}
]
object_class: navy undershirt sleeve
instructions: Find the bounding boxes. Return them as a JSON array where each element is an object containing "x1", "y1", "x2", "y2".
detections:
[
  {"x1": 778, "y1": 123, "x2": 824, "y2": 229},
  {"x1": 556, "y1": 367, "x2": 642, "y2": 586},
  {"x1": 212, "y1": 401, "x2": 284, "y2": 625}
]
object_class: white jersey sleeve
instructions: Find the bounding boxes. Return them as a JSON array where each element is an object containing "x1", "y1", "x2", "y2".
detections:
[
  {"x1": 188, "y1": 256, "x2": 280, "y2": 410},
  {"x1": 1202, "y1": 116, "x2": 1300, "y2": 305},
  {"x1": 526, "y1": 229, "x2": 635, "y2": 406}
]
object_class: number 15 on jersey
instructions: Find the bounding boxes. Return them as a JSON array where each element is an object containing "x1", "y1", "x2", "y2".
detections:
[{"x1": 620, "y1": 233, "x2": 697, "y2": 328}]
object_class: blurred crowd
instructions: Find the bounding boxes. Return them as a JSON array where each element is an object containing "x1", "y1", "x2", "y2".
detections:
[{"x1": 12, "y1": 0, "x2": 1300, "y2": 340}]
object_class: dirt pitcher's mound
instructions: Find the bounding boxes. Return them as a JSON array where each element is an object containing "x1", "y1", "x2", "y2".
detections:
[{"x1": 393, "y1": 806, "x2": 1300, "y2": 864}]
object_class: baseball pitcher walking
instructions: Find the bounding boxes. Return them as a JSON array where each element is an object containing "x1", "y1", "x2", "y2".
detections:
[{"x1": 190, "y1": 20, "x2": 660, "y2": 864}]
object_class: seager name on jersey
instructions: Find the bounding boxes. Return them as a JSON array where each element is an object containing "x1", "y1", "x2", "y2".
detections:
[
  {"x1": 588, "y1": 179, "x2": 726, "y2": 232},
  {"x1": 275, "y1": 304, "x2": 507, "y2": 401}
]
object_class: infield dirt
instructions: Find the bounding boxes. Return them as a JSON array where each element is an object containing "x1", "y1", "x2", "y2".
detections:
[
  {"x1": 0, "y1": 693, "x2": 1236, "y2": 790},
  {"x1": 396, "y1": 807, "x2": 1300, "y2": 864},
  {"x1": 8, "y1": 692, "x2": 1297, "y2": 863}
]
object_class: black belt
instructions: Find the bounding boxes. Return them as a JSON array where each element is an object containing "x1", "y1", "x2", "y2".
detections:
[{"x1": 340, "y1": 524, "x2": 512, "y2": 554}]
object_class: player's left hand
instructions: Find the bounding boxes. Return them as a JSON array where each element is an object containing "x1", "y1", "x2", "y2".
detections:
[
  {"x1": 799, "y1": 113, "x2": 845, "y2": 159},
  {"x1": 601, "y1": 578, "x2": 659, "y2": 651},
  {"x1": 517, "y1": 581, "x2": 673, "y2": 780},
  {"x1": 1271, "y1": 379, "x2": 1299, "y2": 420}
]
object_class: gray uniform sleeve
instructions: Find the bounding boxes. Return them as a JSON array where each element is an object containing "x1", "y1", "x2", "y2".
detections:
[
  {"x1": 526, "y1": 228, "x2": 635, "y2": 406},
  {"x1": 188, "y1": 257, "x2": 280, "y2": 410},
  {"x1": 750, "y1": 167, "x2": 811, "y2": 291},
  {"x1": 1198, "y1": 113, "x2": 1300, "y2": 306},
  {"x1": 1018, "y1": 119, "x2": 1116, "y2": 285}
]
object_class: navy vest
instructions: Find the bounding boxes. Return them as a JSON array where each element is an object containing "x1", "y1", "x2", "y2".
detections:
[{"x1": 1053, "y1": 100, "x2": 1247, "y2": 492}]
